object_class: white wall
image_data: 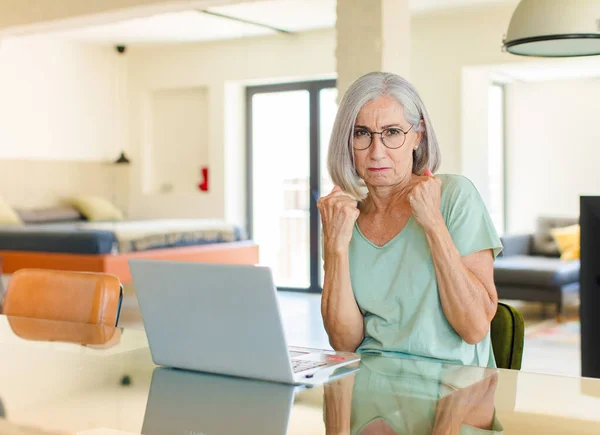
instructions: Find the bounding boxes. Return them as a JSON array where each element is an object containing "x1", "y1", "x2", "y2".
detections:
[
  {"x1": 0, "y1": 159, "x2": 126, "y2": 210},
  {"x1": 148, "y1": 87, "x2": 209, "y2": 195},
  {"x1": 126, "y1": 4, "x2": 525, "y2": 224},
  {"x1": 0, "y1": 36, "x2": 126, "y2": 162},
  {"x1": 126, "y1": 29, "x2": 336, "y2": 223},
  {"x1": 0, "y1": 3, "x2": 525, "y2": 221},
  {"x1": 461, "y1": 65, "x2": 498, "y2": 208},
  {"x1": 505, "y1": 78, "x2": 600, "y2": 233},
  {"x1": 411, "y1": 3, "x2": 521, "y2": 175}
]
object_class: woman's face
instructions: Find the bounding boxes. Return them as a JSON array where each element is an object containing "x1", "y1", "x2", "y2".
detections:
[{"x1": 352, "y1": 96, "x2": 422, "y2": 189}]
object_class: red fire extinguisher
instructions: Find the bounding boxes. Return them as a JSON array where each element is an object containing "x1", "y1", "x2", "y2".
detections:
[{"x1": 198, "y1": 167, "x2": 209, "y2": 192}]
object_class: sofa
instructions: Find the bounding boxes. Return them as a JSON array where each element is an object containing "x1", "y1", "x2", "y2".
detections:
[{"x1": 494, "y1": 217, "x2": 580, "y2": 318}]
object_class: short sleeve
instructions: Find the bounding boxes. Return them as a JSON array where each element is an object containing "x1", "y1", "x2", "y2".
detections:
[
  {"x1": 441, "y1": 175, "x2": 503, "y2": 259},
  {"x1": 460, "y1": 410, "x2": 504, "y2": 434},
  {"x1": 460, "y1": 419, "x2": 504, "y2": 435}
]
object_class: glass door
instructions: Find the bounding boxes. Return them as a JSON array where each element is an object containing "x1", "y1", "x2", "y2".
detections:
[
  {"x1": 247, "y1": 80, "x2": 337, "y2": 292},
  {"x1": 318, "y1": 87, "x2": 339, "y2": 287}
]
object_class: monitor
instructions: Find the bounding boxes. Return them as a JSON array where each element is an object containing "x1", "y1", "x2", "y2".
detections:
[{"x1": 580, "y1": 196, "x2": 600, "y2": 378}]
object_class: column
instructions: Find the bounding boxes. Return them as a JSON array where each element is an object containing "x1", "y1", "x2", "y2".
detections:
[{"x1": 336, "y1": 0, "x2": 411, "y2": 97}]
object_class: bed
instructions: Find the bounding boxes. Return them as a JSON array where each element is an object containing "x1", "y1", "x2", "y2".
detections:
[{"x1": 0, "y1": 219, "x2": 259, "y2": 284}]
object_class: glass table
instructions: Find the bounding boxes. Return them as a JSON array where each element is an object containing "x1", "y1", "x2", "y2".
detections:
[{"x1": 0, "y1": 315, "x2": 599, "y2": 434}]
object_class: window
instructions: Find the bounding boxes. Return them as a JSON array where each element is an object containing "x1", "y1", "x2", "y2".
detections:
[
  {"x1": 246, "y1": 80, "x2": 337, "y2": 292},
  {"x1": 488, "y1": 83, "x2": 506, "y2": 234}
]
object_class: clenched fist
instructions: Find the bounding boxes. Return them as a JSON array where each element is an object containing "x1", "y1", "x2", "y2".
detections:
[
  {"x1": 407, "y1": 169, "x2": 443, "y2": 232},
  {"x1": 317, "y1": 186, "x2": 360, "y2": 253}
]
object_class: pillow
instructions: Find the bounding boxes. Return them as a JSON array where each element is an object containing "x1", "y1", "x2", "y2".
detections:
[
  {"x1": 532, "y1": 216, "x2": 578, "y2": 256},
  {"x1": 0, "y1": 196, "x2": 23, "y2": 226},
  {"x1": 550, "y1": 224, "x2": 580, "y2": 261},
  {"x1": 69, "y1": 196, "x2": 124, "y2": 222},
  {"x1": 16, "y1": 206, "x2": 84, "y2": 224}
]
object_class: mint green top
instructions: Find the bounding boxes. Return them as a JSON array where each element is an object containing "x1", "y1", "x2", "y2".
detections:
[
  {"x1": 350, "y1": 356, "x2": 504, "y2": 434},
  {"x1": 349, "y1": 174, "x2": 503, "y2": 367}
]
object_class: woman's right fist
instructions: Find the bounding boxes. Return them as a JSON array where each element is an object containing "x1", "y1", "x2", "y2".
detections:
[{"x1": 317, "y1": 186, "x2": 360, "y2": 253}]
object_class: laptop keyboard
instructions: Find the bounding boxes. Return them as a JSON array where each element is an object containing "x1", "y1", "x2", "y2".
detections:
[{"x1": 292, "y1": 359, "x2": 328, "y2": 373}]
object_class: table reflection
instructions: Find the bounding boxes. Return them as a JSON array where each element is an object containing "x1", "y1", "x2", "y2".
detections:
[
  {"x1": 142, "y1": 367, "x2": 300, "y2": 435},
  {"x1": 5, "y1": 316, "x2": 121, "y2": 347},
  {"x1": 324, "y1": 355, "x2": 503, "y2": 435}
]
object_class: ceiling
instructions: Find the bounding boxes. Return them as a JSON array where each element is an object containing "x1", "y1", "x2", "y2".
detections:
[
  {"x1": 413, "y1": 0, "x2": 513, "y2": 14},
  {"x1": 41, "y1": 0, "x2": 514, "y2": 45}
]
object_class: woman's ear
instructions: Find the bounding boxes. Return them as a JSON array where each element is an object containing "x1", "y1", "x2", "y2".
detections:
[{"x1": 415, "y1": 119, "x2": 425, "y2": 148}]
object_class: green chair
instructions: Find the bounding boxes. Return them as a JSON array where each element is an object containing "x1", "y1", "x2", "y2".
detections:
[{"x1": 491, "y1": 302, "x2": 525, "y2": 370}]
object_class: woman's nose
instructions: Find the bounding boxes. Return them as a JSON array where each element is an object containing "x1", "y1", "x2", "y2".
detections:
[{"x1": 368, "y1": 134, "x2": 386, "y2": 158}]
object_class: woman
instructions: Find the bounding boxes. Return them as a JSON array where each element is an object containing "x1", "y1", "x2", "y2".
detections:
[
  {"x1": 324, "y1": 355, "x2": 502, "y2": 434},
  {"x1": 317, "y1": 72, "x2": 503, "y2": 367}
]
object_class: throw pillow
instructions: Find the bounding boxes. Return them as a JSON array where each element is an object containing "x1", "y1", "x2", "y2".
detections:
[
  {"x1": 69, "y1": 195, "x2": 124, "y2": 222},
  {"x1": 550, "y1": 224, "x2": 580, "y2": 261},
  {"x1": 532, "y1": 216, "x2": 578, "y2": 256},
  {"x1": 16, "y1": 206, "x2": 84, "y2": 224},
  {"x1": 0, "y1": 196, "x2": 23, "y2": 226}
]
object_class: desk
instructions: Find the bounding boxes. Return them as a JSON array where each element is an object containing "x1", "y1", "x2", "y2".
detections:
[{"x1": 0, "y1": 315, "x2": 599, "y2": 434}]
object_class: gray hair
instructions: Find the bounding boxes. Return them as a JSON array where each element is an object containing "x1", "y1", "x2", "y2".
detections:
[{"x1": 327, "y1": 72, "x2": 441, "y2": 199}]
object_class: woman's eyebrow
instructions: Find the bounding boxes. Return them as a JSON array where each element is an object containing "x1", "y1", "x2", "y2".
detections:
[{"x1": 354, "y1": 123, "x2": 403, "y2": 130}]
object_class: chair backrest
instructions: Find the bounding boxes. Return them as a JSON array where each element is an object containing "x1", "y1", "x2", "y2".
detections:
[
  {"x1": 7, "y1": 316, "x2": 120, "y2": 345},
  {"x1": 491, "y1": 302, "x2": 525, "y2": 370},
  {"x1": 1, "y1": 269, "x2": 122, "y2": 326}
]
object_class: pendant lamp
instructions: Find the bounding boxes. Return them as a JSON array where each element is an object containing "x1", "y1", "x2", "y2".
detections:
[{"x1": 503, "y1": 0, "x2": 600, "y2": 57}]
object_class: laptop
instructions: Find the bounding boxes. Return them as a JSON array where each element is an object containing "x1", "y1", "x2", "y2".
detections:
[
  {"x1": 129, "y1": 259, "x2": 360, "y2": 385},
  {"x1": 142, "y1": 367, "x2": 296, "y2": 435}
]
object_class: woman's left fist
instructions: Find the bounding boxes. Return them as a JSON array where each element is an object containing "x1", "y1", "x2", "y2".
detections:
[{"x1": 407, "y1": 169, "x2": 443, "y2": 232}]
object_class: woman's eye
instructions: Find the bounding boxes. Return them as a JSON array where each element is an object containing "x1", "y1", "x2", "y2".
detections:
[
  {"x1": 385, "y1": 128, "x2": 402, "y2": 136},
  {"x1": 354, "y1": 130, "x2": 370, "y2": 137}
]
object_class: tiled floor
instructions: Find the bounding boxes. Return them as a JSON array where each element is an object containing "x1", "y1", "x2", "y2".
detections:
[
  {"x1": 118, "y1": 287, "x2": 581, "y2": 378},
  {"x1": 510, "y1": 300, "x2": 581, "y2": 377}
]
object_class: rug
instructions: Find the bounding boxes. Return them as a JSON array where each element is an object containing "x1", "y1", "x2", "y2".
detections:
[{"x1": 525, "y1": 319, "x2": 580, "y2": 345}]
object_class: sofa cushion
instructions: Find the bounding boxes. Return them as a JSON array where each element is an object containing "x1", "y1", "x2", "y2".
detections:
[
  {"x1": 550, "y1": 224, "x2": 580, "y2": 261},
  {"x1": 532, "y1": 216, "x2": 578, "y2": 257},
  {"x1": 499, "y1": 234, "x2": 532, "y2": 257},
  {"x1": 68, "y1": 195, "x2": 123, "y2": 222},
  {"x1": 0, "y1": 196, "x2": 22, "y2": 226},
  {"x1": 494, "y1": 255, "x2": 579, "y2": 288},
  {"x1": 16, "y1": 206, "x2": 84, "y2": 224}
]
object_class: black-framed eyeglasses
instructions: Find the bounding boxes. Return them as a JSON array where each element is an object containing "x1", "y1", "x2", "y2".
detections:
[{"x1": 352, "y1": 125, "x2": 414, "y2": 150}]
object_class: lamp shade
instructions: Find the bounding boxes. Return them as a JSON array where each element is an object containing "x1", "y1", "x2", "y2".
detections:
[{"x1": 503, "y1": 0, "x2": 600, "y2": 57}]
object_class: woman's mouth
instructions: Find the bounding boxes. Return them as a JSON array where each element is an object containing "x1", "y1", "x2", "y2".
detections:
[{"x1": 367, "y1": 168, "x2": 390, "y2": 172}]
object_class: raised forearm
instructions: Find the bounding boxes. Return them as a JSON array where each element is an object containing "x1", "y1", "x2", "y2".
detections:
[
  {"x1": 322, "y1": 250, "x2": 364, "y2": 352},
  {"x1": 425, "y1": 219, "x2": 496, "y2": 344}
]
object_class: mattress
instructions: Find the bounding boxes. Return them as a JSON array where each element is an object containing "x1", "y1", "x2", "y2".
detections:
[{"x1": 0, "y1": 219, "x2": 246, "y2": 255}]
